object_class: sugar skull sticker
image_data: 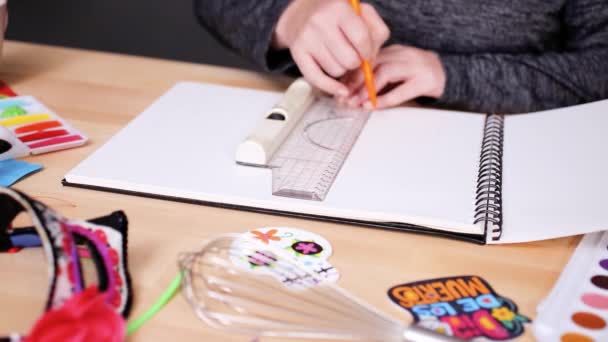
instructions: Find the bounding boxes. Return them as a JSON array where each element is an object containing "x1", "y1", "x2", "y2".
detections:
[
  {"x1": 231, "y1": 227, "x2": 339, "y2": 287},
  {"x1": 388, "y1": 275, "x2": 530, "y2": 340}
]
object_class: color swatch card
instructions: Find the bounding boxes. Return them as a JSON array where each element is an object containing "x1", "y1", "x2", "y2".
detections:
[
  {"x1": 0, "y1": 96, "x2": 87, "y2": 161},
  {"x1": 534, "y1": 231, "x2": 608, "y2": 342}
]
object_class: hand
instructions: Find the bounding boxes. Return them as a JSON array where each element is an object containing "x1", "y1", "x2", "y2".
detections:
[
  {"x1": 273, "y1": 0, "x2": 389, "y2": 97},
  {"x1": 341, "y1": 45, "x2": 446, "y2": 109}
]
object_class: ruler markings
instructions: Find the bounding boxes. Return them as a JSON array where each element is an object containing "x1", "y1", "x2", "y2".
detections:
[{"x1": 269, "y1": 97, "x2": 370, "y2": 201}]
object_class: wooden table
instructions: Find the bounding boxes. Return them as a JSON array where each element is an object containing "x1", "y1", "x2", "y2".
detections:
[{"x1": 0, "y1": 41, "x2": 579, "y2": 341}]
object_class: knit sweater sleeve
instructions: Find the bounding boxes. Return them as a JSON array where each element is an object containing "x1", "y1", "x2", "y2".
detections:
[
  {"x1": 432, "y1": 0, "x2": 608, "y2": 113},
  {"x1": 194, "y1": 0, "x2": 295, "y2": 72}
]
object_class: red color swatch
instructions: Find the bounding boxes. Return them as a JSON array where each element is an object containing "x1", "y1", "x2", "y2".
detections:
[
  {"x1": 15, "y1": 120, "x2": 63, "y2": 134},
  {"x1": 28, "y1": 134, "x2": 83, "y2": 149},
  {"x1": 18, "y1": 129, "x2": 69, "y2": 143}
]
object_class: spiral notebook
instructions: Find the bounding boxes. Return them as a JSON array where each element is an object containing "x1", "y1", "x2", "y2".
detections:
[{"x1": 63, "y1": 82, "x2": 608, "y2": 244}]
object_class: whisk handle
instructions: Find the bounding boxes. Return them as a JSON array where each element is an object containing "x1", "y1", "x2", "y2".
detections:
[{"x1": 402, "y1": 326, "x2": 464, "y2": 342}]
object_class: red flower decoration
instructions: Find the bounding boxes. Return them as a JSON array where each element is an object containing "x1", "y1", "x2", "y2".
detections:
[
  {"x1": 26, "y1": 287, "x2": 125, "y2": 342},
  {"x1": 93, "y1": 230, "x2": 108, "y2": 244},
  {"x1": 109, "y1": 248, "x2": 119, "y2": 266},
  {"x1": 113, "y1": 270, "x2": 123, "y2": 287}
]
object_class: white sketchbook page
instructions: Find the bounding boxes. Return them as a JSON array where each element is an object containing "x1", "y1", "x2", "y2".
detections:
[
  {"x1": 65, "y1": 82, "x2": 485, "y2": 234},
  {"x1": 499, "y1": 100, "x2": 608, "y2": 243}
]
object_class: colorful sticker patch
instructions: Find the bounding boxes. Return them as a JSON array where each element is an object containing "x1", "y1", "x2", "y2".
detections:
[
  {"x1": 388, "y1": 275, "x2": 531, "y2": 341},
  {"x1": 231, "y1": 227, "x2": 339, "y2": 287}
]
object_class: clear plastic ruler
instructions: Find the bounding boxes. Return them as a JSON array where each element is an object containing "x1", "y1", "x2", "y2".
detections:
[
  {"x1": 235, "y1": 79, "x2": 370, "y2": 201},
  {"x1": 269, "y1": 97, "x2": 369, "y2": 201}
]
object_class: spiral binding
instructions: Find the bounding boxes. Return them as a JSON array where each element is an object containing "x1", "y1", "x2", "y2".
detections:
[{"x1": 474, "y1": 114, "x2": 504, "y2": 242}]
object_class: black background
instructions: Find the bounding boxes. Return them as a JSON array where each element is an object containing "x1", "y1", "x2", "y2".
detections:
[{"x1": 5, "y1": 0, "x2": 257, "y2": 70}]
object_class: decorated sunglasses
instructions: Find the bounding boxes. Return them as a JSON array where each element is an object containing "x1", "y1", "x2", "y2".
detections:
[{"x1": 0, "y1": 187, "x2": 133, "y2": 341}]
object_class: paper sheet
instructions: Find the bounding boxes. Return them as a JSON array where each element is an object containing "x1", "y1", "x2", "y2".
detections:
[
  {"x1": 500, "y1": 100, "x2": 608, "y2": 243},
  {"x1": 65, "y1": 82, "x2": 485, "y2": 236}
]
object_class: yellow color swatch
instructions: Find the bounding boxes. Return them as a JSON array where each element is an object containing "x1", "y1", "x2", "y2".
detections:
[{"x1": 0, "y1": 114, "x2": 51, "y2": 127}]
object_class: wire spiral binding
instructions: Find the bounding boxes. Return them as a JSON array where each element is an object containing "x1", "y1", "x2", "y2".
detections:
[{"x1": 474, "y1": 114, "x2": 504, "y2": 242}]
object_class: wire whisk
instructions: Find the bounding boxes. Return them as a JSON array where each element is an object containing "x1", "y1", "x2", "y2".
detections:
[{"x1": 178, "y1": 234, "x2": 461, "y2": 342}]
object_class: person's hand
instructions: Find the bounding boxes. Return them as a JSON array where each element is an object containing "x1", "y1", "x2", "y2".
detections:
[
  {"x1": 341, "y1": 45, "x2": 446, "y2": 109},
  {"x1": 273, "y1": 0, "x2": 389, "y2": 97}
]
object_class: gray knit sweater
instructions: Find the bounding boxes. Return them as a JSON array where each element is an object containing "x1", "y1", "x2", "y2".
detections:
[{"x1": 194, "y1": 0, "x2": 608, "y2": 113}]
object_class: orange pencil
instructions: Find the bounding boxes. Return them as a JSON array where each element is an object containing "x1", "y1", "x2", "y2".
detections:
[{"x1": 348, "y1": 0, "x2": 377, "y2": 109}]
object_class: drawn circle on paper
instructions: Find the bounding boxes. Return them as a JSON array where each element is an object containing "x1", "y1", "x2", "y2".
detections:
[
  {"x1": 303, "y1": 117, "x2": 354, "y2": 151},
  {"x1": 0, "y1": 139, "x2": 11, "y2": 154}
]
